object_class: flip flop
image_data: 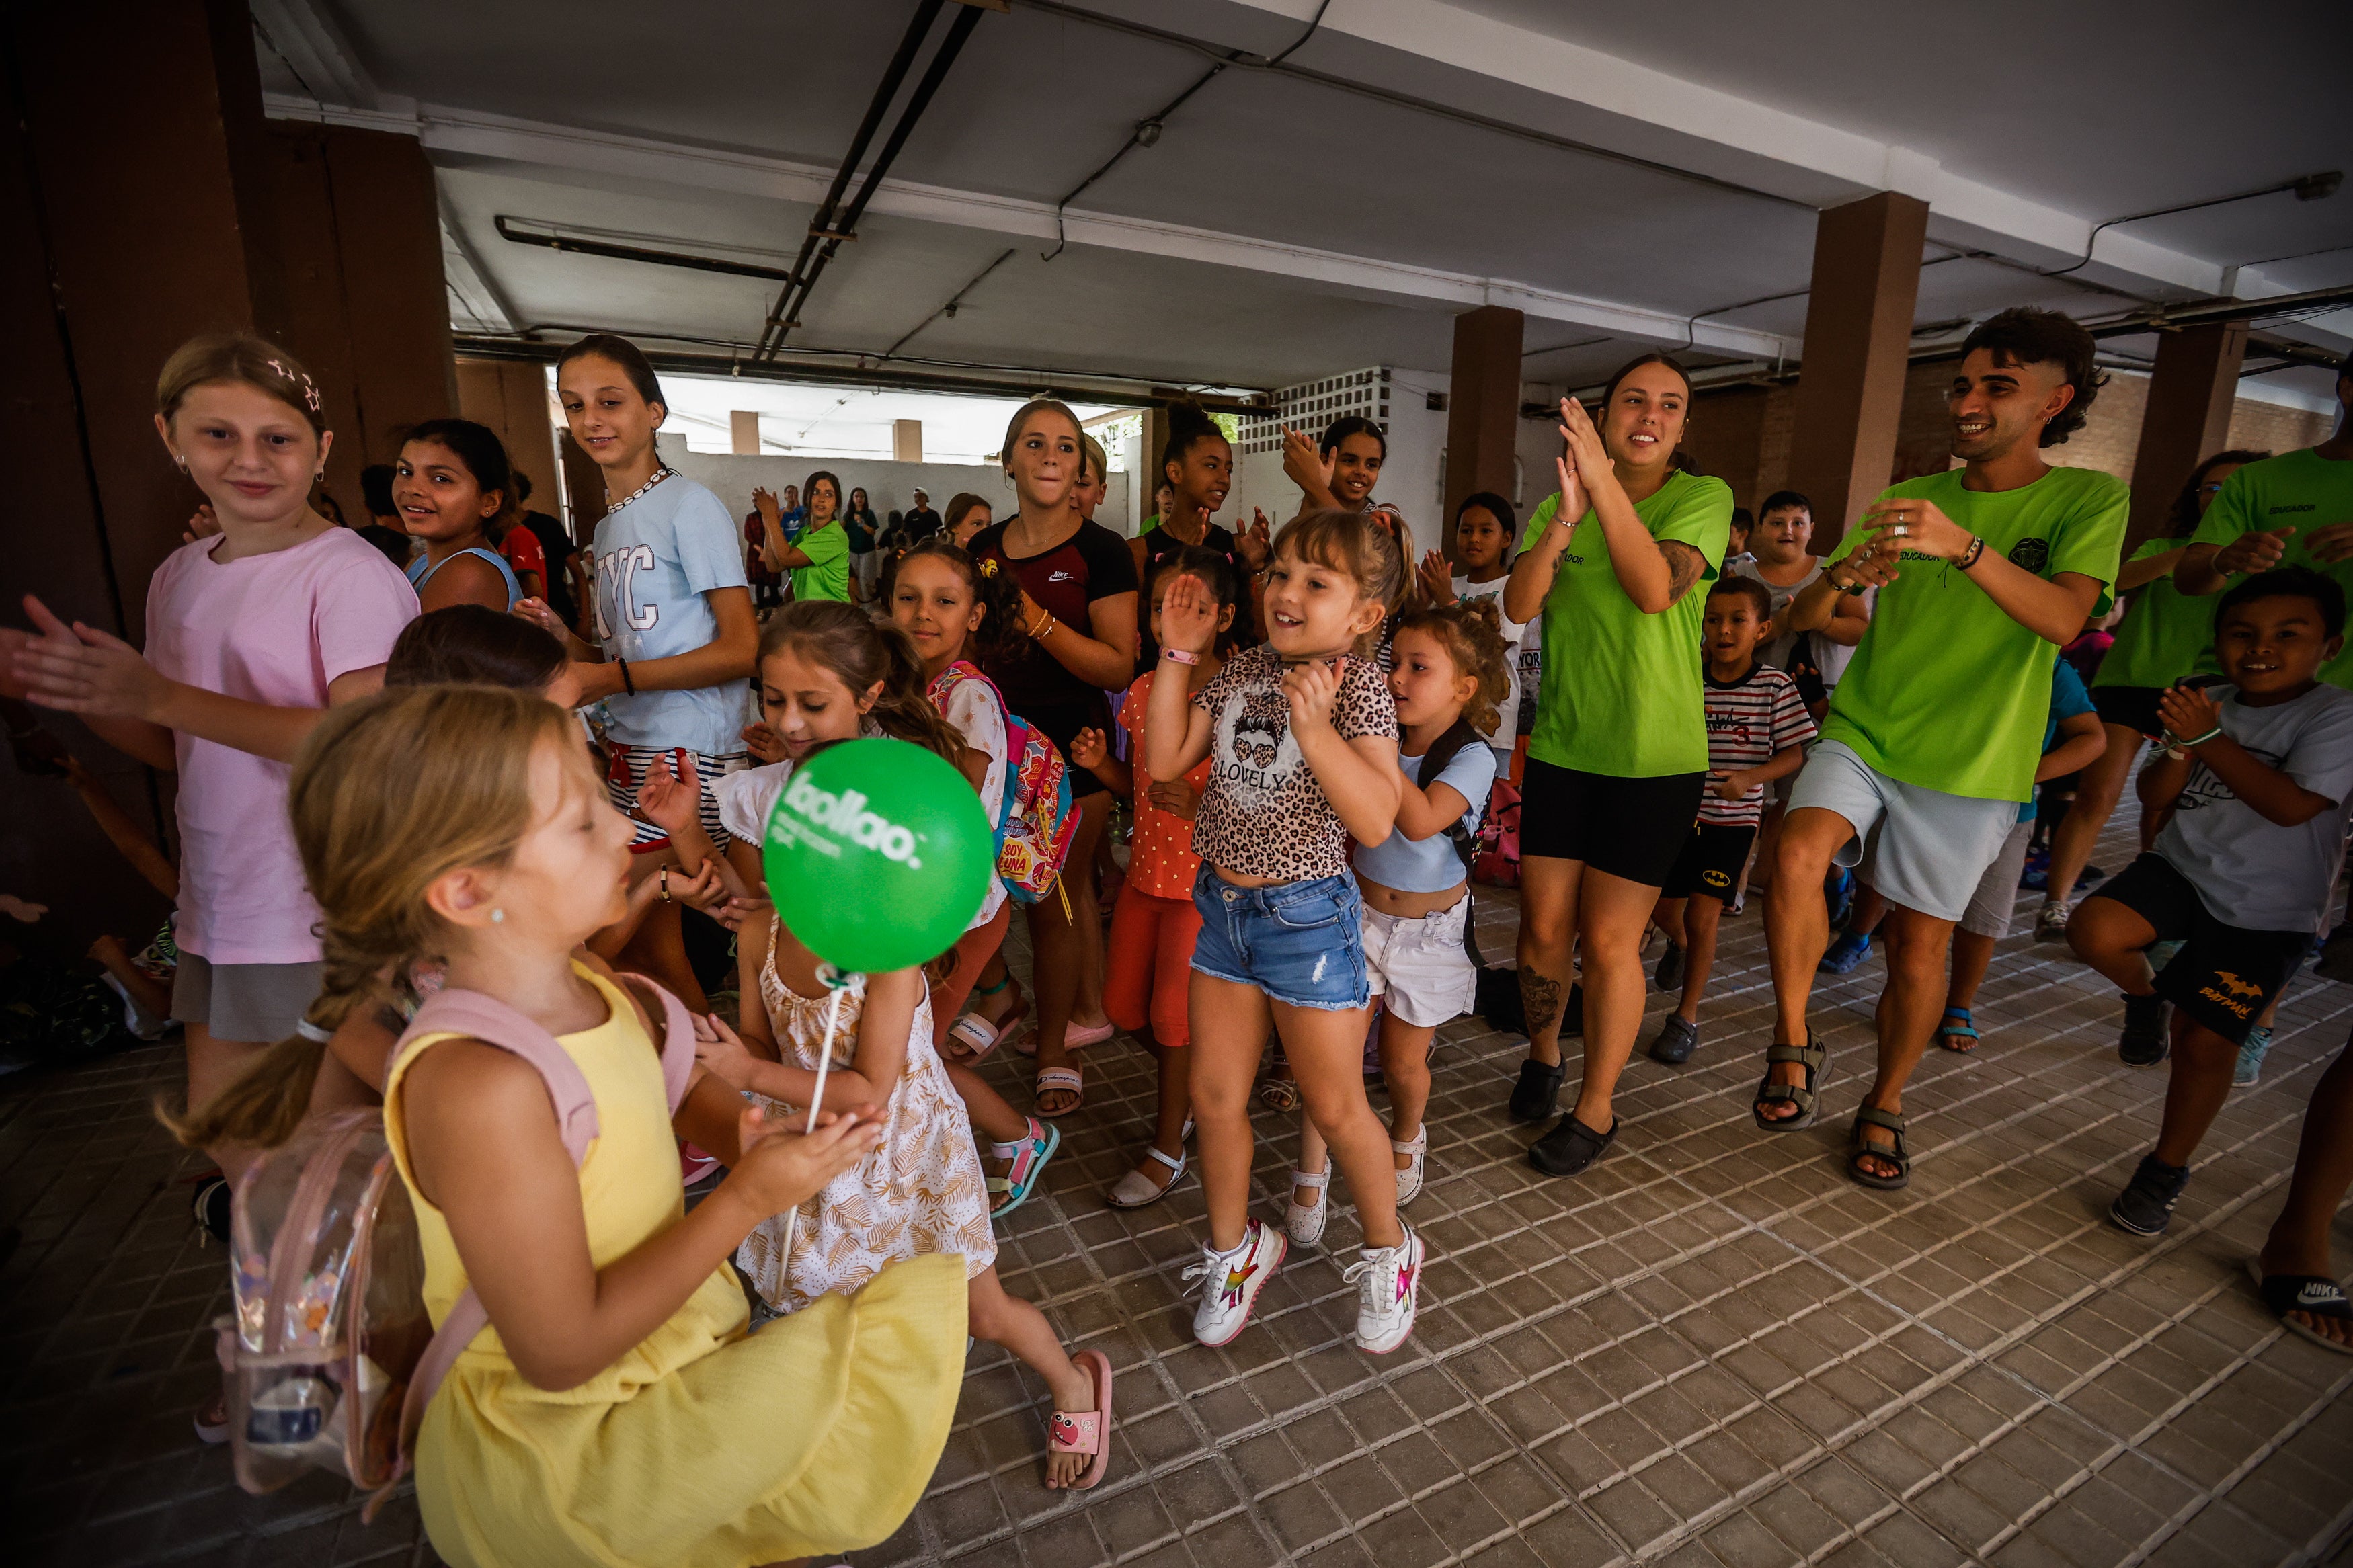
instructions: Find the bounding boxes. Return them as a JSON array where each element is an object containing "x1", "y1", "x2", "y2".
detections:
[
  {"x1": 1033, "y1": 1067, "x2": 1084, "y2": 1119},
  {"x1": 2246, "y1": 1258, "x2": 2353, "y2": 1356},
  {"x1": 944, "y1": 1012, "x2": 1006, "y2": 1063},
  {"x1": 1049, "y1": 1349, "x2": 1115, "y2": 1490}
]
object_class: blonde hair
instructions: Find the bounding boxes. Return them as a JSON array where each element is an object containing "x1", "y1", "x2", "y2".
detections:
[
  {"x1": 157, "y1": 333, "x2": 327, "y2": 436},
  {"x1": 163, "y1": 686, "x2": 573, "y2": 1151},
  {"x1": 1080, "y1": 432, "x2": 1108, "y2": 487},
  {"x1": 1274, "y1": 507, "x2": 1406, "y2": 655},
  {"x1": 1394, "y1": 597, "x2": 1513, "y2": 739},
  {"x1": 999, "y1": 397, "x2": 1083, "y2": 480}
]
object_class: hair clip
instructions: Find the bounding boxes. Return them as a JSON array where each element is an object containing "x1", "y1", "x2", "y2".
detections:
[
  {"x1": 264, "y1": 357, "x2": 325, "y2": 415},
  {"x1": 978, "y1": 557, "x2": 999, "y2": 577}
]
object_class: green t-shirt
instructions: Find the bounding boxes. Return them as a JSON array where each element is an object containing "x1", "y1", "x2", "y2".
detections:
[
  {"x1": 2189, "y1": 447, "x2": 2353, "y2": 690},
  {"x1": 1519, "y1": 469, "x2": 1732, "y2": 776},
  {"x1": 1823, "y1": 464, "x2": 2128, "y2": 801},
  {"x1": 2093, "y1": 538, "x2": 2210, "y2": 690},
  {"x1": 789, "y1": 520, "x2": 850, "y2": 603}
]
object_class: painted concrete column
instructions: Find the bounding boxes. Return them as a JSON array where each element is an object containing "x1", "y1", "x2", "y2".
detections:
[
  {"x1": 1443, "y1": 306, "x2": 1524, "y2": 554},
  {"x1": 2124, "y1": 323, "x2": 2248, "y2": 554},
  {"x1": 1784, "y1": 192, "x2": 1930, "y2": 549}
]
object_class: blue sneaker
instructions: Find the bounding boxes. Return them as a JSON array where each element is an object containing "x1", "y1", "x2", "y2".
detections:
[
  {"x1": 2233, "y1": 1026, "x2": 2274, "y2": 1087},
  {"x1": 2020, "y1": 846, "x2": 2051, "y2": 891},
  {"x1": 1819, "y1": 932, "x2": 1873, "y2": 975}
]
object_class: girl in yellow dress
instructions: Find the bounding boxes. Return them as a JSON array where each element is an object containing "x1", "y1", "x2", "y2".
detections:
[{"x1": 276, "y1": 684, "x2": 968, "y2": 1567}]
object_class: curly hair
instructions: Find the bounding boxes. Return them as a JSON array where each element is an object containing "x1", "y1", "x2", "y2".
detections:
[
  {"x1": 1958, "y1": 308, "x2": 2108, "y2": 447},
  {"x1": 1393, "y1": 596, "x2": 1513, "y2": 739}
]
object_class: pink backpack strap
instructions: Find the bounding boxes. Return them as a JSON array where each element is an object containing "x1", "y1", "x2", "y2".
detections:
[
  {"x1": 370, "y1": 985, "x2": 602, "y2": 1518},
  {"x1": 610, "y1": 970, "x2": 697, "y2": 1112}
]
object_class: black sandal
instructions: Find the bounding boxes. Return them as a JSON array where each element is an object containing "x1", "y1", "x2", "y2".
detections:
[
  {"x1": 1847, "y1": 1107, "x2": 1909, "y2": 1190},
  {"x1": 1751, "y1": 1032, "x2": 1829, "y2": 1131},
  {"x1": 1527, "y1": 1112, "x2": 1617, "y2": 1178},
  {"x1": 2245, "y1": 1259, "x2": 2353, "y2": 1356},
  {"x1": 1508, "y1": 1058, "x2": 1566, "y2": 1124}
]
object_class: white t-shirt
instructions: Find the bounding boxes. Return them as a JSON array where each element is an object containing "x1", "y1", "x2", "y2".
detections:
[
  {"x1": 934, "y1": 671, "x2": 1010, "y2": 928},
  {"x1": 1451, "y1": 573, "x2": 1533, "y2": 762},
  {"x1": 590, "y1": 472, "x2": 751, "y2": 756},
  {"x1": 2157, "y1": 684, "x2": 2353, "y2": 931}
]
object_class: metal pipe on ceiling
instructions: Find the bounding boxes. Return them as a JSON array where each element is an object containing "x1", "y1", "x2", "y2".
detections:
[
  {"x1": 751, "y1": 0, "x2": 945, "y2": 358},
  {"x1": 754, "y1": 1, "x2": 988, "y2": 361},
  {"x1": 493, "y1": 216, "x2": 797, "y2": 282}
]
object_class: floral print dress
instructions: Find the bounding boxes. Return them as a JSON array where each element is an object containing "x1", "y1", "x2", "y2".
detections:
[{"x1": 735, "y1": 917, "x2": 996, "y2": 1314}]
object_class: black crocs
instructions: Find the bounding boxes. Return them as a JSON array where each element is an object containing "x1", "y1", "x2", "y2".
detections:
[
  {"x1": 1508, "y1": 1058, "x2": 1566, "y2": 1124},
  {"x1": 1527, "y1": 1112, "x2": 1617, "y2": 1178}
]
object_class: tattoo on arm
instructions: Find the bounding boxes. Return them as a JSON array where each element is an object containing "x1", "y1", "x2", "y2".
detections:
[
  {"x1": 1519, "y1": 968, "x2": 1566, "y2": 1043},
  {"x1": 1659, "y1": 540, "x2": 1706, "y2": 604}
]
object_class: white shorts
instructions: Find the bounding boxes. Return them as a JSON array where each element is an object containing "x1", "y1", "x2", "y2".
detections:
[
  {"x1": 1363, "y1": 899, "x2": 1476, "y2": 1028},
  {"x1": 1790, "y1": 740, "x2": 2019, "y2": 924},
  {"x1": 1960, "y1": 818, "x2": 2036, "y2": 940}
]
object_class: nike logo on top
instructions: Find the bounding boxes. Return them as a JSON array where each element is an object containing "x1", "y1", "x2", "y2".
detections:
[{"x1": 1047, "y1": 570, "x2": 1076, "y2": 583}]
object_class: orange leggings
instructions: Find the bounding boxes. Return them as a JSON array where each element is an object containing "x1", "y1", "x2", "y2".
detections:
[
  {"x1": 930, "y1": 899, "x2": 1012, "y2": 1048},
  {"x1": 1103, "y1": 887, "x2": 1200, "y2": 1047}
]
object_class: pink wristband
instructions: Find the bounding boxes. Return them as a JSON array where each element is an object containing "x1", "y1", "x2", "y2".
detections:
[{"x1": 1161, "y1": 648, "x2": 1201, "y2": 665}]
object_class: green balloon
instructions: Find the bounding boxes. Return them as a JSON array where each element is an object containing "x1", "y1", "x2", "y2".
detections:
[{"x1": 761, "y1": 737, "x2": 996, "y2": 974}]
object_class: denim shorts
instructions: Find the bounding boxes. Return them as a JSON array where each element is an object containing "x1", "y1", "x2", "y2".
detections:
[{"x1": 1189, "y1": 867, "x2": 1371, "y2": 1012}]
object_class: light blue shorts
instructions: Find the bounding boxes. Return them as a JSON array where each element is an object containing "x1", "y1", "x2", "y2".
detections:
[
  {"x1": 1189, "y1": 868, "x2": 1371, "y2": 1012},
  {"x1": 1788, "y1": 740, "x2": 2020, "y2": 924}
]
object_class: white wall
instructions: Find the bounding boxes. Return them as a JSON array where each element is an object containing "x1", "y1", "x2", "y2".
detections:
[{"x1": 655, "y1": 434, "x2": 1131, "y2": 536}]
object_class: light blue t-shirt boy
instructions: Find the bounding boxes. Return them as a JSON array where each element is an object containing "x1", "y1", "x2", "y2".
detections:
[{"x1": 591, "y1": 473, "x2": 750, "y2": 757}]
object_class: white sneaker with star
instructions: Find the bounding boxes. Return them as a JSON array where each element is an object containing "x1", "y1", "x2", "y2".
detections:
[
  {"x1": 1343, "y1": 1219, "x2": 1424, "y2": 1354},
  {"x1": 1183, "y1": 1219, "x2": 1287, "y2": 1348}
]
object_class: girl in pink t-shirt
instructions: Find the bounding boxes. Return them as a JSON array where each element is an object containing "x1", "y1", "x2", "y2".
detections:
[{"x1": 6, "y1": 336, "x2": 415, "y2": 1194}]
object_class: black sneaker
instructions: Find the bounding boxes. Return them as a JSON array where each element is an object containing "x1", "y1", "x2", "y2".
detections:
[
  {"x1": 2108, "y1": 1154, "x2": 2189, "y2": 1237},
  {"x1": 1653, "y1": 942, "x2": 1687, "y2": 993},
  {"x1": 2118, "y1": 993, "x2": 2171, "y2": 1067},
  {"x1": 1648, "y1": 1014, "x2": 1699, "y2": 1065},
  {"x1": 1508, "y1": 1058, "x2": 1565, "y2": 1124}
]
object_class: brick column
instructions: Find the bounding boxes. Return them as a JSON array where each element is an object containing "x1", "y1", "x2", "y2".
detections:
[
  {"x1": 1443, "y1": 306, "x2": 1525, "y2": 555},
  {"x1": 1784, "y1": 192, "x2": 1930, "y2": 549},
  {"x1": 2124, "y1": 323, "x2": 2248, "y2": 554}
]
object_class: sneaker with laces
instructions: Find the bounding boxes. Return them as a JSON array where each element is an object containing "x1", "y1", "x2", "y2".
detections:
[
  {"x1": 1343, "y1": 1220, "x2": 1423, "y2": 1354},
  {"x1": 1183, "y1": 1219, "x2": 1287, "y2": 1348},
  {"x1": 2118, "y1": 993, "x2": 2171, "y2": 1067},
  {"x1": 2108, "y1": 1153, "x2": 2189, "y2": 1237},
  {"x1": 1818, "y1": 932, "x2": 1872, "y2": 975},
  {"x1": 2233, "y1": 1025, "x2": 2274, "y2": 1087}
]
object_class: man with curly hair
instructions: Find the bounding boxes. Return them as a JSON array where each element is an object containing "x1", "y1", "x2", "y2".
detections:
[{"x1": 1753, "y1": 308, "x2": 2130, "y2": 1190}]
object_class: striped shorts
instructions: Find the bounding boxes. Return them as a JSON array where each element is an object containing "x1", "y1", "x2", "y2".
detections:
[{"x1": 606, "y1": 743, "x2": 752, "y2": 854}]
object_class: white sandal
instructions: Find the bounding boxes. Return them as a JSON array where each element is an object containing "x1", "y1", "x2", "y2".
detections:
[
  {"x1": 1107, "y1": 1145, "x2": 1187, "y2": 1208},
  {"x1": 1393, "y1": 1126, "x2": 1427, "y2": 1206},
  {"x1": 1286, "y1": 1166, "x2": 1330, "y2": 1245}
]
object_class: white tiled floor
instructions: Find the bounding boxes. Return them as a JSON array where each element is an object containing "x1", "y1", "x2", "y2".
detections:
[{"x1": 7, "y1": 810, "x2": 2350, "y2": 1566}]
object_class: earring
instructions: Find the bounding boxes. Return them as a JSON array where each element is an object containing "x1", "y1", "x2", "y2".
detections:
[
  {"x1": 173, "y1": 456, "x2": 188, "y2": 472},
  {"x1": 490, "y1": 908, "x2": 505, "y2": 924}
]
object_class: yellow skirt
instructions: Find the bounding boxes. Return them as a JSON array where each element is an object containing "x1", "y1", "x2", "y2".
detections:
[{"x1": 415, "y1": 1253, "x2": 967, "y2": 1568}]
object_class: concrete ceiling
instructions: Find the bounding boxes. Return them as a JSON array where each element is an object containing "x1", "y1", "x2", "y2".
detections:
[{"x1": 253, "y1": 0, "x2": 2353, "y2": 405}]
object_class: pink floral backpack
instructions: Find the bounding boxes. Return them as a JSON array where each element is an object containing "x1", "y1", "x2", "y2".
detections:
[
  {"x1": 214, "y1": 973, "x2": 694, "y2": 1516},
  {"x1": 929, "y1": 661, "x2": 1078, "y2": 905}
]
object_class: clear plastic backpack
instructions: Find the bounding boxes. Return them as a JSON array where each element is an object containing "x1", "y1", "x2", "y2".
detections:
[{"x1": 214, "y1": 973, "x2": 694, "y2": 1516}]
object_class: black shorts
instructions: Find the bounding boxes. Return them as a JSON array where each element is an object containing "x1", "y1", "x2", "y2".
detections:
[
  {"x1": 2090, "y1": 684, "x2": 2165, "y2": 737},
  {"x1": 1663, "y1": 823, "x2": 1758, "y2": 902},
  {"x1": 1019, "y1": 699, "x2": 1113, "y2": 800},
  {"x1": 1519, "y1": 759, "x2": 1708, "y2": 887},
  {"x1": 2091, "y1": 854, "x2": 2309, "y2": 1046}
]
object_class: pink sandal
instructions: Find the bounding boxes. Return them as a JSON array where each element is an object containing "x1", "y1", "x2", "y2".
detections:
[
  {"x1": 1014, "y1": 1018, "x2": 1117, "y2": 1057},
  {"x1": 1049, "y1": 1349, "x2": 1114, "y2": 1489}
]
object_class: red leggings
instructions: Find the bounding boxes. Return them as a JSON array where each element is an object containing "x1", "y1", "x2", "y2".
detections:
[{"x1": 1104, "y1": 888, "x2": 1200, "y2": 1047}]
